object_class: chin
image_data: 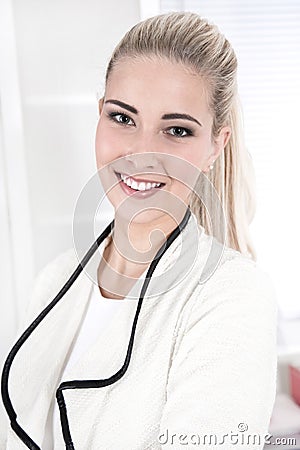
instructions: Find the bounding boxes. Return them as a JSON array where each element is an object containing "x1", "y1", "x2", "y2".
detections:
[
  {"x1": 113, "y1": 206, "x2": 167, "y2": 227},
  {"x1": 131, "y1": 209, "x2": 166, "y2": 224}
]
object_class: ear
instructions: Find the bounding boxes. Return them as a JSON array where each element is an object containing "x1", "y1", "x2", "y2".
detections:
[
  {"x1": 98, "y1": 97, "x2": 104, "y2": 116},
  {"x1": 218, "y1": 125, "x2": 231, "y2": 149},
  {"x1": 202, "y1": 126, "x2": 231, "y2": 173}
]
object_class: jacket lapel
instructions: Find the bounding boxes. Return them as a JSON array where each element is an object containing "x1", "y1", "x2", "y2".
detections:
[{"x1": 8, "y1": 237, "x2": 111, "y2": 445}]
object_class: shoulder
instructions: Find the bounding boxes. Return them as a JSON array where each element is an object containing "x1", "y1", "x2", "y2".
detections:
[
  {"x1": 174, "y1": 216, "x2": 278, "y2": 332},
  {"x1": 189, "y1": 219, "x2": 277, "y2": 308},
  {"x1": 24, "y1": 247, "x2": 80, "y2": 325},
  {"x1": 188, "y1": 245, "x2": 278, "y2": 333},
  {"x1": 202, "y1": 247, "x2": 277, "y2": 301}
]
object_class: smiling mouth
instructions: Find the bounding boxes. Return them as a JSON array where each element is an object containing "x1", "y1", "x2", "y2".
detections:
[{"x1": 115, "y1": 171, "x2": 166, "y2": 191}]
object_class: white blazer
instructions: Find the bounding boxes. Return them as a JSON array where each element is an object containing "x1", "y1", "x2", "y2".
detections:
[{"x1": 0, "y1": 210, "x2": 278, "y2": 449}]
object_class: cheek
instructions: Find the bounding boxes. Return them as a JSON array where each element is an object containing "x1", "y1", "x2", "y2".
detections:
[
  {"x1": 180, "y1": 150, "x2": 206, "y2": 172},
  {"x1": 95, "y1": 120, "x2": 121, "y2": 168},
  {"x1": 186, "y1": 135, "x2": 213, "y2": 169}
]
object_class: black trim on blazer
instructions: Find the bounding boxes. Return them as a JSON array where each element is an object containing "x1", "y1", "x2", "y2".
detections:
[{"x1": 1, "y1": 207, "x2": 191, "y2": 449}]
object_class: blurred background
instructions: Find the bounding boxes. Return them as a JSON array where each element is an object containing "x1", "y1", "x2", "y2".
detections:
[{"x1": 0, "y1": 0, "x2": 300, "y2": 445}]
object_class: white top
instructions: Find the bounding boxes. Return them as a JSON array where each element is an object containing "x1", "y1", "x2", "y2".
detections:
[{"x1": 59, "y1": 282, "x2": 124, "y2": 379}]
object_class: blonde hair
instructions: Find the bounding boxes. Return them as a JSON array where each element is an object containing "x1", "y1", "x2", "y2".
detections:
[{"x1": 104, "y1": 11, "x2": 257, "y2": 260}]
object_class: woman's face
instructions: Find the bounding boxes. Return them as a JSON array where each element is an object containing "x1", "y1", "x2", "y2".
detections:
[{"x1": 95, "y1": 56, "x2": 230, "y2": 224}]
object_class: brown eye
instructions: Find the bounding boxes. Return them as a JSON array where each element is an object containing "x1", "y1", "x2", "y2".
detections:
[
  {"x1": 108, "y1": 112, "x2": 134, "y2": 126},
  {"x1": 167, "y1": 126, "x2": 193, "y2": 138}
]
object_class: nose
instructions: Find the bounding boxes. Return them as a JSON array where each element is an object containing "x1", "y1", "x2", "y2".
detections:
[
  {"x1": 123, "y1": 153, "x2": 157, "y2": 171},
  {"x1": 121, "y1": 131, "x2": 162, "y2": 171}
]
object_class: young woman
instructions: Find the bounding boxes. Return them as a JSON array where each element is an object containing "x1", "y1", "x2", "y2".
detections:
[{"x1": 1, "y1": 11, "x2": 277, "y2": 450}]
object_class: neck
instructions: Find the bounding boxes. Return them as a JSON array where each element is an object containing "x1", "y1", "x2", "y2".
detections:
[{"x1": 107, "y1": 206, "x2": 189, "y2": 276}]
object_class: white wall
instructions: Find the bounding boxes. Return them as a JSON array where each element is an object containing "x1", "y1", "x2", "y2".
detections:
[{"x1": 0, "y1": 0, "x2": 140, "y2": 365}]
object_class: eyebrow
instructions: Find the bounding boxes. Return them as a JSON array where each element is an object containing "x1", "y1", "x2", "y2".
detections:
[
  {"x1": 104, "y1": 99, "x2": 203, "y2": 127},
  {"x1": 105, "y1": 99, "x2": 138, "y2": 114},
  {"x1": 161, "y1": 113, "x2": 202, "y2": 127}
]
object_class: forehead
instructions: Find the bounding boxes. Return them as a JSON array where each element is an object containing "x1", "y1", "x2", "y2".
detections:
[{"x1": 105, "y1": 56, "x2": 211, "y2": 117}]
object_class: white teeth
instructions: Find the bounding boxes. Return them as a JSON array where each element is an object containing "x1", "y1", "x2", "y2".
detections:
[{"x1": 119, "y1": 173, "x2": 162, "y2": 191}]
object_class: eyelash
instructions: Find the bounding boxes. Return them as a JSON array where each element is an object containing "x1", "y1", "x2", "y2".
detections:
[
  {"x1": 107, "y1": 111, "x2": 194, "y2": 138},
  {"x1": 107, "y1": 111, "x2": 134, "y2": 126},
  {"x1": 168, "y1": 127, "x2": 193, "y2": 138}
]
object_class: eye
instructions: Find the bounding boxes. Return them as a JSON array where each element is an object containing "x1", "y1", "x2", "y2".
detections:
[
  {"x1": 107, "y1": 111, "x2": 135, "y2": 126},
  {"x1": 166, "y1": 126, "x2": 193, "y2": 138}
]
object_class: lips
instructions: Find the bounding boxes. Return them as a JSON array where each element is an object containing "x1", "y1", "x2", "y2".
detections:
[
  {"x1": 114, "y1": 171, "x2": 166, "y2": 198},
  {"x1": 115, "y1": 172, "x2": 165, "y2": 190}
]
